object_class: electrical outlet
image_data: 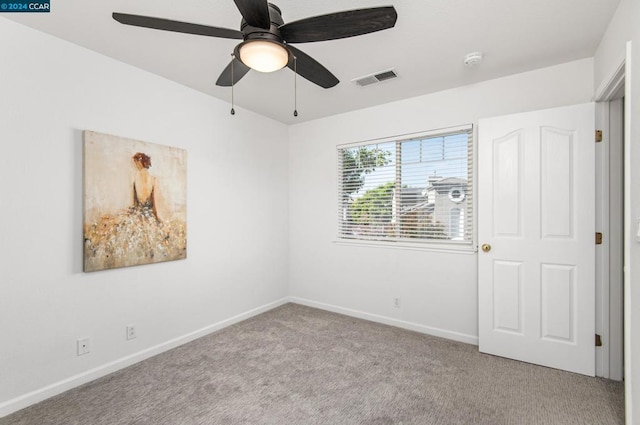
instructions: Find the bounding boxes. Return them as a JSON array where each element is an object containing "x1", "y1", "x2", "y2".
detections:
[
  {"x1": 126, "y1": 325, "x2": 136, "y2": 340},
  {"x1": 77, "y1": 338, "x2": 90, "y2": 356},
  {"x1": 393, "y1": 297, "x2": 401, "y2": 308}
]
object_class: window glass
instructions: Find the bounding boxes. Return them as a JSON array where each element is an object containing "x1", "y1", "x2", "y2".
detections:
[{"x1": 338, "y1": 127, "x2": 473, "y2": 245}]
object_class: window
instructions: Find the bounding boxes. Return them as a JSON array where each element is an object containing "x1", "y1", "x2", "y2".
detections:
[{"x1": 337, "y1": 125, "x2": 473, "y2": 246}]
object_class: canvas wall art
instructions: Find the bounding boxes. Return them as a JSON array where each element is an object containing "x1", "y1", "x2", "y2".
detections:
[{"x1": 83, "y1": 131, "x2": 187, "y2": 272}]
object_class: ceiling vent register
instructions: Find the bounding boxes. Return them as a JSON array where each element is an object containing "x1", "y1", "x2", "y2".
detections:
[{"x1": 352, "y1": 69, "x2": 398, "y2": 87}]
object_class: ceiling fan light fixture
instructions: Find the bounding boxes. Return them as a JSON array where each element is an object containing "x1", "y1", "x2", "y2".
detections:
[{"x1": 238, "y1": 40, "x2": 289, "y2": 73}]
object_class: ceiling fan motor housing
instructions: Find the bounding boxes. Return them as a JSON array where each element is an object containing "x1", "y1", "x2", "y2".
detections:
[{"x1": 240, "y1": 3, "x2": 285, "y2": 42}]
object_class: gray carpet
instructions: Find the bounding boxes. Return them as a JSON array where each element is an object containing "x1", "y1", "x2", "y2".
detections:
[{"x1": 1, "y1": 303, "x2": 624, "y2": 425}]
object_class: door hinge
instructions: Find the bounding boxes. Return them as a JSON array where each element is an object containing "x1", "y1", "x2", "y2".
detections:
[
  {"x1": 595, "y1": 334, "x2": 603, "y2": 347},
  {"x1": 595, "y1": 232, "x2": 603, "y2": 245},
  {"x1": 595, "y1": 130, "x2": 603, "y2": 143}
]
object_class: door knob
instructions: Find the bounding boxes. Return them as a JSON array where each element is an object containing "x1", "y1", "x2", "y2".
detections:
[{"x1": 481, "y1": 243, "x2": 491, "y2": 252}]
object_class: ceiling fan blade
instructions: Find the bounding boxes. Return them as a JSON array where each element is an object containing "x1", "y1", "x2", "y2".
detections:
[
  {"x1": 233, "y1": 0, "x2": 271, "y2": 29},
  {"x1": 279, "y1": 6, "x2": 397, "y2": 43},
  {"x1": 113, "y1": 13, "x2": 243, "y2": 40},
  {"x1": 216, "y1": 58, "x2": 251, "y2": 86},
  {"x1": 286, "y1": 45, "x2": 338, "y2": 89}
]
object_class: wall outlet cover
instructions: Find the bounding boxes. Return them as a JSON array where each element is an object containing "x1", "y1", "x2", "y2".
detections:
[
  {"x1": 77, "y1": 338, "x2": 90, "y2": 356},
  {"x1": 126, "y1": 325, "x2": 136, "y2": 340}
]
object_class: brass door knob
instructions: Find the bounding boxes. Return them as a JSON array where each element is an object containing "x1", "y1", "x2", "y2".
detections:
[{"x1": 481, "y1": 243, "x2": 491, "y2": 252}]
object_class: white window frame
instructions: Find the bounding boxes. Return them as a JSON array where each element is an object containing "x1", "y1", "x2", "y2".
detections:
[{"x1": 335, "y1": 125, "x2": 475, "y2": 253}]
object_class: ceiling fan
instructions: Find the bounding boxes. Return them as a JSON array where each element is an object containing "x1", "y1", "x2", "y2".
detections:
[{"x1": 112, "y1": 1, "x2": 397, "y2": 89}]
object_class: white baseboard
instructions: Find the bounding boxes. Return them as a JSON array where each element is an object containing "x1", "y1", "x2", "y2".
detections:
[
  {"x1": 0, "y1": 297, "x2": 289, "y2": 418},
  {"x1": 289, "y1": 297, "x2": 479, "y2": 346}
]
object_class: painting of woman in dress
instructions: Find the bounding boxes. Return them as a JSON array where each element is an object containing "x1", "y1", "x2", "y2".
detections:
[
  {"x1": 83, "y1": 131, "x2": 187, "y2": 272},
  {"x1": 132, "y1": 152, "x2": 160, "y2": 220}
]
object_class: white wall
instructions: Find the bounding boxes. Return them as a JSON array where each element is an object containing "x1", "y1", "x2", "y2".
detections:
[
  {"x1": 594, "y1": 0, "x2": 640, "y2": 422},
  {"x1": 288, "y1": 58, "x2": 594, "y2": 344},
  {"x1": 0, "y1": 18, "x2": 289, "y2": 415},
  {"x1": 594, "y1": 0, "x2": 633, "y2": 94}
]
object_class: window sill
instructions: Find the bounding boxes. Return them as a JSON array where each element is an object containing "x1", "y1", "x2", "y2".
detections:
[{"x1": 333, "y1": 238, "x2": 477, "y2": 254}]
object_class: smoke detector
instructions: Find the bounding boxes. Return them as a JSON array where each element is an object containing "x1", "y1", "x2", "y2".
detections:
[
  {"x1": 464, "y1": 52, "x2": 484, "y2": 66},
  {"x1": 352, "y1": 68, "x2": 398, "y2": 87}
]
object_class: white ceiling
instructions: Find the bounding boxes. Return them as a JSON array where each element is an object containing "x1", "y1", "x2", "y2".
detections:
[{"x1": 5, "y1": 0, "x2": 620, "y2": 124}]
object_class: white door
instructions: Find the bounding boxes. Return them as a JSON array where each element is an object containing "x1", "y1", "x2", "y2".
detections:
[{"x1": 478, "y1": 103, "x2": 595, "y2": 376}]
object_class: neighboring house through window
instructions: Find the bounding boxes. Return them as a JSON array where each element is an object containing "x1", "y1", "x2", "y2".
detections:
[{"x1": 337, "y1": 125, "x2": 473, "y2": 248}]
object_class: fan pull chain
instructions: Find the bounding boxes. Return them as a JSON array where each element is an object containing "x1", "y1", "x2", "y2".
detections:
[
  {"x1": 293, "y1": 55, "x2": 298, "y2": 117},
  {"x1": 230, "y1": 54, "x2": 236, "y2": 116}
]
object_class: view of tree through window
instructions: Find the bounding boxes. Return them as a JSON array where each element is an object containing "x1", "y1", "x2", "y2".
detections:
[{"x1": 338, "y1": 127, "x2": 473, "y2": 244}]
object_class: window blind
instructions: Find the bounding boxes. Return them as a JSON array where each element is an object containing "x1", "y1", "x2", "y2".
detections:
[{"x1": 337, "y1": 126, "x2": 473, "y2": 245}]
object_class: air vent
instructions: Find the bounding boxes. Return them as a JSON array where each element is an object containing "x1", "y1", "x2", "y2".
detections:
[{"x1": 352, "y1": 68, "x2": 398, "y2": 87}]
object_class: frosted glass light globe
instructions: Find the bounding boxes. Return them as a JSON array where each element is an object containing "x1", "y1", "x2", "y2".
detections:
[{"x1": 239, "y1": 40, "x2": 288, "y2": 73}]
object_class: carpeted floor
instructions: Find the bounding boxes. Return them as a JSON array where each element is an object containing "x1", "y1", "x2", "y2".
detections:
[{"x1": 1, "y1": 303, "x2": 624, "y2": 425}]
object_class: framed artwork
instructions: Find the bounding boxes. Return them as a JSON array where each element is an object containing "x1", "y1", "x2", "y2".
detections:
[{"x1": 83, "y1": 131, "x2": 187, "y2": 272}]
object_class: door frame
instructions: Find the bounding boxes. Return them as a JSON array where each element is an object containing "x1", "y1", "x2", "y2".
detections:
[
  {"x1": 595, "y1": 57, "x2": 625, "y2": 380},
  {"x1": 623, "y1": 41, "x2": 632, "y2": 425},
  {"x1": 594, "y1": 41, "x2": 632, "y2": 424}
]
